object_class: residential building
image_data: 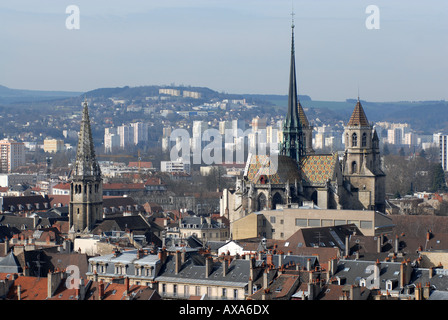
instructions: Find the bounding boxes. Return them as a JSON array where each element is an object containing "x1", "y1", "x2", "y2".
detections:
[
  {"x1": 43, "y1": 139, "x2": 64, "y2": 153},
  {"x1": 434, "y1": 133, "x2": 448, "y2": 171},
  {"x1": 161, "y1": 160, "x2": 191, "y2": 175},
  {"x1": 0, "y1": 139, "x2": 25, "y2": 173}
]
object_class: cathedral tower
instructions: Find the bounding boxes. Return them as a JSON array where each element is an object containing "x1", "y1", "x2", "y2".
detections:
[
  {"x1": 280, "y1": 15, "x2": 305, "y2": 163},
  {"x1": 69, "y1": 101, "x2": 103, "y2": 233}
]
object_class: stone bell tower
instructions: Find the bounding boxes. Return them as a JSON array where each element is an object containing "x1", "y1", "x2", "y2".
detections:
[
  {"x1": 343, "y1": 98, "x2": 385, "y2": 212},
  {"x1": 69, "y1": 101, "x2": 103, "y2": 234}
]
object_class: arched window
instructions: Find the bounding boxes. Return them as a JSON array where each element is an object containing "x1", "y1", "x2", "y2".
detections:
[
  {"x1": 352, "y1": 133, "x2": 358, "y2": 147},
  {"x1": 362, "y1": 132, "x2": 367, "y2": 147},
  {"x1": 258, "y1": 193, "x2": 267, "y2": 211},
  {"x1": 272, "y1": 193, "x2": 283, "y2": 209},
  {"x1": 351, "y1": 161, "x2": 357, "y2": 174}
]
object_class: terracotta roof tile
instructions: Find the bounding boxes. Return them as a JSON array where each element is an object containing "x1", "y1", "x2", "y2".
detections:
[{"x1": 347, "y1": 100, "x2": 369, "y2": 127}]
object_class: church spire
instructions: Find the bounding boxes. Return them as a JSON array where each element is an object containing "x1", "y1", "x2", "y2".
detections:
[
  {"x1": 280, "y1": 10, "x2": 304, "y2": 162},
  {"x1": 73, "y1": 101, "x2": 101, "y2": 177}
]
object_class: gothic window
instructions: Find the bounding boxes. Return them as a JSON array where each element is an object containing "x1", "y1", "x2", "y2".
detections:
[
  {"x1": 258, "y1": 193, "x2": 267, "y2": 211},
  {"x1": 362, "y1": 132, "x2": 367, "y2": 147},
  {"x1": 351, "y1": 161, "x2": 357, "y2": 174},
  {"x1": 272, "y1": 192, "x2": 283, "y2": 209},
  {"x1": 352, "y1": 133, "x2": 358, "y2": 147}
]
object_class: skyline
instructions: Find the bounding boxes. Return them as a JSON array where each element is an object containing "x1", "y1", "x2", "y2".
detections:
[{"x1": 0, "y1": 0, "x2": 447, "y2": 102}]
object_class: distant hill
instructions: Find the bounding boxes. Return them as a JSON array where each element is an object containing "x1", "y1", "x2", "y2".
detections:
[
  {"x1": 0, "y1": 85, "x2": 82, "y2": 104},
  {"x1": 1, "y1": 83, "x2": 446, "y2": 134}
]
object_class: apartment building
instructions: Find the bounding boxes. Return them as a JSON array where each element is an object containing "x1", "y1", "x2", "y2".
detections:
[{"x1": 0, "y1": 139, "x2": 25, "y2": 173}]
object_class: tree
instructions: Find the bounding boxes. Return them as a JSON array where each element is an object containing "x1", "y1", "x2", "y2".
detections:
[{"x1": 429, "y1": 163, "x2": 447, "y2": 193}]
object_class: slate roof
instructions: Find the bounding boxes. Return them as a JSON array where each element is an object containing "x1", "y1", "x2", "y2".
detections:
[
  {"x1": 0, "y1": 195, "x2": 51, "y2": 212},
  {"x1": 87, "y1": 249, "x2": 161, "y2": 282},
  {"x1": 333, "y1": 259, "x2": 403, "y2": 291},
  {"x1": 0, "y1": 252, "x2": 22, "y2": 273},
  {"x1": 156, "y1": 254, "x2": 264, "y2": 288}
]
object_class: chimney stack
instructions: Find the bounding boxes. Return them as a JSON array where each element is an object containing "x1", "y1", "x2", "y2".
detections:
[
  {"x1": 266, "y1": 253, "x2": 273, "y2": 266},
  {"x1": 99, "y1": 280, "x2": 105, "y2": 300},
  {"x1": 47, "y1": 269, "x2": 64, "y2": 299},
  {"x1": 222, "y1": 258, "x2": 229, "y2": 277},
  {"x1": 263, "y1": 270, "x2": 268, "y2": 289},
  {"x1": 17, "y1": 285, "x2": 21, "y2": 300},
  {"x1": 429, "y1": 267, "x2": 433, "y2": 279},
  {"x1": 125, "y1": 277, "x2": 130, "y2": 296},
  {"x1": 395, "y1": 235, "x2": 399, "y2": 254},
  {"x1": 377, "y1": 235, "x2": 381, "y2": 253},
  {"x1": 345, "y1": 235, "x2": 350, "y2": 257},
  {"x1": 205, "y1": 257, "x2": 213, "y2": 278},
  {"x1": 175, "y1": 251, "x2": 182, "y2": 274},
  {"x1": 374, "y1": 259, "x2": 381, "y2": 288},
  {"x1": 4, "y1": 237, "x2": 9, "y2": 256},
  {"x1": 307, "y1": 258, "x2": 311, "y2": 271}
]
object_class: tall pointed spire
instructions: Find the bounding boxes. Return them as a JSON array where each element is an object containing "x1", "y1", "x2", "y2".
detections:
[
  {"x1": 69, "y1": 100, "x2": 103, "y2": 234},
  {"x1": 280, "y1": 9, "x2": 304, "y2": 162},
  {"x1": 73, "y1": 101, "x2": 101, "y2": 177}
]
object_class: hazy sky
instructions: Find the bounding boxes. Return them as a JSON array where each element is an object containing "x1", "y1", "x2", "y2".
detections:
[{"x1": 0, "y1": 0, "x2": 447, "y2": 102}]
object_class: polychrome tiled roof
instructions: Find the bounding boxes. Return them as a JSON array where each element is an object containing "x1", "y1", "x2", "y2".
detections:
[{"x1": 300, "y1": 153, "x2": 338, "y2": 185}]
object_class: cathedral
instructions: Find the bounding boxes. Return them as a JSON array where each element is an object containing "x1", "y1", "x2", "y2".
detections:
[
  {"x1": 220, "y1": 19, "x2": 386, "y2": 224},
  {"x1": 68, "y1": 101, "x2": 103, "y2": 235}
]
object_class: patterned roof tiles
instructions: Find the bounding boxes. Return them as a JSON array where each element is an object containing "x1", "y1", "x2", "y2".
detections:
[{"x1": 300, "y1": 154, "x2": 338, "y2": 185}]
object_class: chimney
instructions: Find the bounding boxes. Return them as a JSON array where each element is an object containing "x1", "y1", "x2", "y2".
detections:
[
  {"x1": 306, "y1": 258, "x2": 312, "y2": 271},
  {"x1": 395, "y1": 235, "x2": 399, "y2": 254},
  {"x1": 78, "y1": 278, "x2": 86, "y2": 300},
  {"x1": 137, "y1": 249, "x2": 143, "y2": 259},
  {"x1": 429, "y1": 267, "x2": 433, "y2": 279},
  {"x1": 222, "y1": 258, "x2": 229, "y2": 277},
  {"x1": 423, "y1": 282, "x2": 431, "y2": 300},
  {"x1": 377, "y1": 235, "x2": 381, "y2": 253},
  {"x1": 307, "y1": 282, "x2": 315, "y2": 301},
  {"x1": 345, "y1": 235, "x2": 350, "y2": 257},
  {"x1": 328, "y1": 257, "x2": 337, "y2": 278},
  {"x1": 249, "y1": 257, "x2": 255, "y2": 280},
  {"x1": 4, "y1": 237, "x2": 9, "y2": 255},
  {"x1": 125, "y1": 277, "x2": 130, "y2": 296},
  {"x1": 427, "y1": 230, "x2": 432, "y2": 241},
  {"x1": 175, "y1": 251, "x2": 182, "y2": 274},
  {"x1": 47, "y1": 270, "x2": 64, "y2": 299},
  {"x1": 181, "y1": 248, "x2": 186, "y2": 264},
  {"x1": 263, "y1": 269, "x2": 268, "y2": 289},
  {"x1": 17, "y1": 285, "x2": 21, "y2": 300},
  {"x1": 278, "y1": 254, "x2": 284, "y2": 268},
  {"x1": 99, "y1": 280, "x2": 105, "y2": 300},
  {"x1": 248, "y1": 277, "x2": 253, "y2": 295},
  {"x1": 266, "y1": 253, "x2": 273, "y2": 266},
  {"x1": 415, "y1": 283, "x2": 422, "y2": 300},
  {"x1": 158, "y1": 248, "x2": 167, "y2": 264},
  {"x1": 374, "y1": 259, "x2": 381, "y2": 288},
  {"x1": 399, "y1": 261, "x2": 406, "y2": 289},
  {"x1": 205, "y1": 257, "x2": 213, "y2": 278}
]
